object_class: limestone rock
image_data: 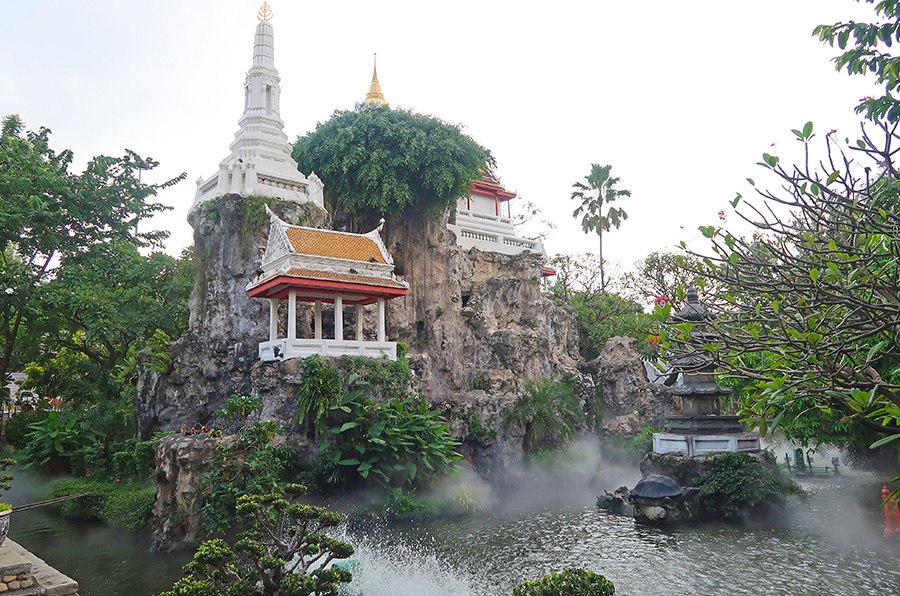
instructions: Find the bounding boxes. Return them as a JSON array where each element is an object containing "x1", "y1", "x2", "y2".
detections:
[
  {"x1": 136, "y1": 195, "x2": 326, "y2": 438},
  {"x1": 150, "y1": 433, "x2": 217, "y2": 552},
  {"x1": 582, "y1": 336, "x2": 673, "y2": 435}
]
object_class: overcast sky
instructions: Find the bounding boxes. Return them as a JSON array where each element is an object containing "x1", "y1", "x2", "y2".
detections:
[{"x1": 1, "y1": 0, "x2": 882, "y2": 295}]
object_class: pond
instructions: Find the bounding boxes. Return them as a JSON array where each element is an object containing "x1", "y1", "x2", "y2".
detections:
[{"x1": 4, "y1": 451, "x2": 900, "y2": 596}]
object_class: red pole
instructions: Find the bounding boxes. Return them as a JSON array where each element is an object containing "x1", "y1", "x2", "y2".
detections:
[
  {"x1": 883, "y1": 486, "x2": 893, "y2": 537},
  {"x1": 893, "y1": 491, "x2": 900, "y2": 537}
]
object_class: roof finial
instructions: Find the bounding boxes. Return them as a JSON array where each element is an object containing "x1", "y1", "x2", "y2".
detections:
[
  {"x1": 365, "y1": 53, "x2": 388, "y2": 107},
  {"x1": 257, "y1": 2, "x2": 273, "y2": 22}
]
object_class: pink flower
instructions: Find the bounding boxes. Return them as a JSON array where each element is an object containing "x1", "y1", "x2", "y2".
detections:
[
  {"x1": 653, "y1": 296, "x2": 669, "y2": 307},
  {"x1": 860, "y1": 96, "x2": 874, "y2": 102},
  {"x1": 647, "y1": 335, "x2": 661, "y2": 351},
  {"x1": 827, "y1": 129, "x2": 837, "y2": 136},
  {"x1": 718, "y1": 210, "x2": 727, "y2": 223}
]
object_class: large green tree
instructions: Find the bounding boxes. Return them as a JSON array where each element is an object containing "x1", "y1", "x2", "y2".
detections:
[
  {"x1": 0, "y1": 114, "x2": 183, "y2": 402},
  {"x1": 570, "y1": 164, "x2": 630, "y2": 293},
  {"x1": 679, "y1": 120, "x2": 900, "y2": 448},
  {"x1": 292, "y1": 103, "x2": 493, "y2": 227}
]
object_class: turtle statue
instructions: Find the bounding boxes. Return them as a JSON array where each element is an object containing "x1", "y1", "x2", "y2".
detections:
[{"x1": 628, "y1": 474, "x2": 699, "y2": 524}]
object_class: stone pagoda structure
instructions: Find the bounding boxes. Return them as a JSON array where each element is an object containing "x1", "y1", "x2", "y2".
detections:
[
  {"x1": 193, "y1": 3, "x2": 324, "y2": 208},
  {"x1": 246, "y1": 208, "x2": 409, "y2": 361},
  {"x1": 653, "y1": 288, "x2": 761, "y2": 456}
]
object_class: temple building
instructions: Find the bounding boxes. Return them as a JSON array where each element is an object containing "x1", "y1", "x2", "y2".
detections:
[
  {"x1": 193, "y1": 3, "x2": 324, "y2": 208},
  {"x1": 448, "y1": 171, "x2": 546, "y2": 257},
  {"x1": 246, "y1": 208, "x2": 409, "y2": 361}
]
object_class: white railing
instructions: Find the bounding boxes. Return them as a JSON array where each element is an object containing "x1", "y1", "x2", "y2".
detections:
[{"x1": 259, "y1": 338, "x2": 397, "y2": 361}]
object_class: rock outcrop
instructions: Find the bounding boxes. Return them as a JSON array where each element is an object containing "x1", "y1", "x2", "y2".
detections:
[
  {"x1": 582, "y1": 336, "x2": 674, "y2": 435},
  {"x1": 136, "y1": 195, "x2": 326, "y2": 438},
  {"x1": 151, "y1": 433, "x2": 217, "y2": 551}
]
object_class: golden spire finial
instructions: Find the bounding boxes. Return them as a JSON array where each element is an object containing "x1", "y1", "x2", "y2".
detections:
[
  {"x1": 257, "y1": 2, "x2": 273, "y2": 22},
  {"x1": 365, "y1": 53, "x2": 388, "y2": 107}
]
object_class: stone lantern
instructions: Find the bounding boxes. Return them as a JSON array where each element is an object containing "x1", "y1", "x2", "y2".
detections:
[{"x1": 653, "y1": 287, "x2": 760, "y2": 456}]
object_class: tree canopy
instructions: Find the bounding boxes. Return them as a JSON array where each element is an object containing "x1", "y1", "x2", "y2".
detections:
[
  {"x1": 292, "y1": 104, "x2": 493, "y2": 224},
  {"x1": 0, "y1": 114, "x2": 184, "y2": 399},
  {"x1": 678, "y1": 120, "x2": 900, "y2": 447}
]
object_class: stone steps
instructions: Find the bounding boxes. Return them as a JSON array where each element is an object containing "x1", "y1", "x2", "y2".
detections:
[{"x1": 0, "y1": 540, "x2": 78, "y2": 595}]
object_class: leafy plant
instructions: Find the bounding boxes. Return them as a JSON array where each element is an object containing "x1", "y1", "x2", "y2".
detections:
[
  {"x1": 504, "y1": 380, "x2": 585, "y2": 452},
  {"x1": 200, "y1": 419, "x2": 290, "y2": 535},
  {"x1": 697, "y1": 452, "x2": 801, "y2": 521},
  {"x1": 216, "y1": 394, "x2": 264, "y2": 427},
  {"x1": 318, "y1": 380, "x2": 460, "y2": 489},
  {"x1": 295, "y1": 355, "x2": 341, "y2": 438},
  {"x1": 514, "y1": 567, "x2": 616, "y2": 596},
  {"x1": 162, "y1": 485, "x2": 354, "y2": 596},
  {"x1": 23, "y1": 410, "x2": 103, "y2": 469}
]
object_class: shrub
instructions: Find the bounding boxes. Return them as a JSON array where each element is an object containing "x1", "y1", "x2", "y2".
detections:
[
  {"x1": 51, "y1": 478, "x2": 155, "y2": 531},
  {"x1": 4, "y1": 410, "x2": 48, "y2": 448},
  {"x1": 318, "y1": 385, "x2": 460, "y2": 489},
  {"x1": 503, "y1": 380, "x2": 585, "y2": 452},
  {"x1": 295, "y1": 355, "x2": 342, "y2": 438},
  {"x1": 600, "y1": 426, "x2": 658, "y2": 464},
  {"x1": 23, "y1": 410, "x2": 102, "y2": 470},
  {"x1": 698, "y1": 452, "x2": 801, "y2": 521},
  {"x1": 514, "y1": 567, "x2": 615, "y2": 596}
]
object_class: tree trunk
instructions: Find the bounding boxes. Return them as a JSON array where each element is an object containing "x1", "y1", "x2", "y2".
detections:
[{"x1": 597, "y1": 226, "x2": 605, "y2": 293}]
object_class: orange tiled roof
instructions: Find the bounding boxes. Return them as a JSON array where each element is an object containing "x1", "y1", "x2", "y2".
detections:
[
  {"x1": 284, "y1": 228, "x2": 386, "y2": 264},
  {"x1": 285, "y1": 268, "x2": 406, "y2": 289}
]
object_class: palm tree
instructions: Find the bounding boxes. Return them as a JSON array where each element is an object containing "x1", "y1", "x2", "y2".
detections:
[{"x1": 571, "y1": 164, "x2": 631, "y2": 292}]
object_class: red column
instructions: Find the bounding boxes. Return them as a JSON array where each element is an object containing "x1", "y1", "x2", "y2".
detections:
[
  {"x1": 884, "y1": 486, "x2": 895, "y2": 537},
  {"x1": 495, "y1": 196, "x2": 499, "y2": 216},
  {"x1": 507, "y1": 200, "x2": 511, "y2": 219}
]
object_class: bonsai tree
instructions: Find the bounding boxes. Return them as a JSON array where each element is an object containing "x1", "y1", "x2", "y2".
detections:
[
  {"x1": 0, "y1": 457, "x2": 14, "y2": 511},
  {"x1": 162, "y1": 484, "x2": 354, "y2": 596}
]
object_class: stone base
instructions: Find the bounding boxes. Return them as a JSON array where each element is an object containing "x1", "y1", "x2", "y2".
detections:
[
  {"x1": 0, "y1": 540, "x2": 78, "y2": 595},
  {"x1": 640, "y1": 450, "x2": 773, "y2": 487},
  {"x1": 632, "y1": 501, "x2": 695, "y2": 525},
  {"x1": 653, "y1": 431, "x2": 760, "y2": 456}
]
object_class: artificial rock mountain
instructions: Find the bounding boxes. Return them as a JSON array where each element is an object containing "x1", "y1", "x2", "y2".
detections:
[{"x1": 136, "y1": 195, "x2": 657, "y2": 470}]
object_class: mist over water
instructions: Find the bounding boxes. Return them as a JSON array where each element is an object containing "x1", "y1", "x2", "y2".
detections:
[{"x1": 341, "y1": 437, "x2": 900, "y2": 596}]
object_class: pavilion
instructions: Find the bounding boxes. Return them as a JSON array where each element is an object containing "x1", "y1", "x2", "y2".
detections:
[{"x1": 246, "y1": 208, "x2": 409, "y2": 361}]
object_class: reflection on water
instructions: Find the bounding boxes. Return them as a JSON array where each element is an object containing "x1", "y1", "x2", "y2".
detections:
[
  {"x1": 3, "y1": 462, "x2": 900, "y2": 596},
  {"x1": 4, "y1": 466, "x2": 189, "y2": 596}
]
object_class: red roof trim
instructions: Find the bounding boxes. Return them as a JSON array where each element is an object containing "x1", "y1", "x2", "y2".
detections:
[{"x1": 248, "y1": 275, "x2": 408, "y2": 303}]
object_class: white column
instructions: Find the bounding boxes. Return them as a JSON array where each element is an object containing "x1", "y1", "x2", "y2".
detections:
[
  {"x1": 269, "y1": 298, "x2": 278, "y2": 341},
  {"x1": 314, "y1": 300, "x2": 322, "y2": 340},
  {"x1": 334, "y1": 296, "x2": 343, "y2": 341},
  {"x1": 377, "y1": 298, "x2": 385, "y2": 342},
  {"x1": 355, "y1": 304, "x2": 364, "y2": 341},
  {"x1": 287, "y1": 290, "x2": 297, "y2": 341}
]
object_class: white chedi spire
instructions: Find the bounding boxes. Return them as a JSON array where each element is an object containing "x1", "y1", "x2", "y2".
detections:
[{"x1": 193, "y1": 4, "x2": 324, "y2": 209}]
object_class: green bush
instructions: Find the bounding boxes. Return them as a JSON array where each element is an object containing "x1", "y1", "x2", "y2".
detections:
[
  {"x1": 503, "y1": 380, "x2": 585, "y2": 452},
  {"x1": 318, "y1": 385, "x2": 460, "y2": 489},
  {"x1": 23, "y1": 410, "x2": 102, "y2": 470},
  {"x1": 4, "y1": 410, "x2": 48, "y2": 448},
  {"x1": 70, "y1": 438, "x2": 157, "y2": 481},
  {"x1": 295, "y1": 355, "x2": 342, "y2": 438},
  {"x1": 698, "y1": 452, "x2": 801, "y2": 521},
  {"x1": 51, "y1": 478, "x2": 155, "y2": 531},
  {"x1": 600, "y1": 426, "x2": 658, "y2": 464},
  {"x1": 514, "y1": 567, "x2": 615, "y2": 595}
]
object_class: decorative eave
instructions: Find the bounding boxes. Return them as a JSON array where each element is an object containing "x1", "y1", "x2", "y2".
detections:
[
  {"x1": 469, "y1": 170, "x2": 517, "y2": 202},
  {"x1": 248, "y1": 208, "x2": 407, "y2": 303}
]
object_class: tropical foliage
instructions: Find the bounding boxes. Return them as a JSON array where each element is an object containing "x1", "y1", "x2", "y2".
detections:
[{"x1": 503, "y1": 379, "x2": 585, "y2": 452}]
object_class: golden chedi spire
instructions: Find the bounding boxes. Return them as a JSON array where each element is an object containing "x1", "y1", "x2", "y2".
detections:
[{"x1": 365, "y1": 54, "x2": 388, "y2": 107}]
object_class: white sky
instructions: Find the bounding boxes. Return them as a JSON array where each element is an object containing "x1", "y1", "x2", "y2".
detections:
[{"x1": 0, "y1": 0, "x2": 882, "y2": 283}]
